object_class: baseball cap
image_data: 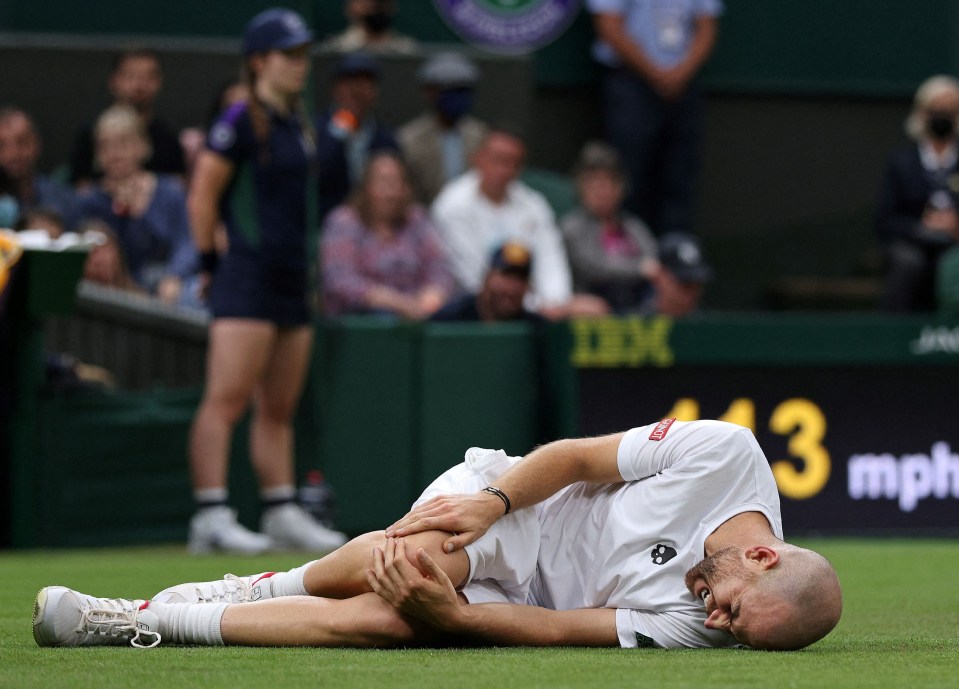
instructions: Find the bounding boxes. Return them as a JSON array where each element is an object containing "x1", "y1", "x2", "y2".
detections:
[
  {"x1": 489, "y1": 242, "x2": 532, "y2": 279},
  {"x1": 417, "y1": 52, "x2": 480, "y2": 88},
  {"x1": 658, "y1": 233, "x2": 712, "y2": 283},
  {"x1": 242, "y1": 8, "x2": 314, "y2": 56},
  {"x1": 331, "y1": 52, "x2": 381, "y2": 80}
]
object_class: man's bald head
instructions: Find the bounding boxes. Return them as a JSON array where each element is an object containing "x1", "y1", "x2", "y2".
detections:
[{"x1": 750, "y1": 545, "x2": 843, "y2": 650}]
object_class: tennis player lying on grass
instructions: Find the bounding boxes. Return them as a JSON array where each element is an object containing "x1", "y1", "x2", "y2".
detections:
[{"x1": 33, "y1": 419, "x2": 842, "y2": 651}]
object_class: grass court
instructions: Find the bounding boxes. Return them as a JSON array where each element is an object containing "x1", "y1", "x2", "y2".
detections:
[{"x1": 2, "y1": 538, "x2": 956, "y2": 689}]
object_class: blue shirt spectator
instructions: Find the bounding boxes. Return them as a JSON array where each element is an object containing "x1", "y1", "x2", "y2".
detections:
[{"x1": 0, "y1": 107, "x2": 79, "y2": 230}]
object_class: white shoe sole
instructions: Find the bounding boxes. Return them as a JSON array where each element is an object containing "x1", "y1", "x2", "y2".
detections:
[{"x1": 33, "y1": 586, "x2": 67, "y2": 647}]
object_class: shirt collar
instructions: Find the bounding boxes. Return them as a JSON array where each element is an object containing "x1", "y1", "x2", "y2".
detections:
[{"x1": 919, "y1": 140, "x2": 958, "y2": 170}]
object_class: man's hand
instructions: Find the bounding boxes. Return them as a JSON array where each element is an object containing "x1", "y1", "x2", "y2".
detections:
[
  {"x1": 649, "y1": 65, "x2": 693, "y2": 101},
  {"x1": 366, "y1": 538, "x2": 465, "y2": 632},
  {"x1": 385, "y1": 493, "x2": 502, "y2": 552}
]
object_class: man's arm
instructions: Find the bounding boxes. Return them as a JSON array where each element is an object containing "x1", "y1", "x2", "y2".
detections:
[
  {"x1": 387, "y1": 433, "x2": 625, "y2": 551},
  {"x1": 592, "y1": 12, "x2": 661, "y2": 84},
  {"x1": 659, "y1": 15, "x2": 719, "y2": 99},
  {"x1": 369, "y1": 539, "x2": 619, "y2": 647},
  {"x1": 593, "y1": 12, "x2": 719, "y2": 101}
]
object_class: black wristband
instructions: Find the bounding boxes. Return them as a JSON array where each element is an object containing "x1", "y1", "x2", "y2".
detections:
[
  {"x1": 200, "y1": 250, "x2": 219, "y2": 274},
  {"x1": 482, "y1": 486, "x2": 511, "y2": 515}
]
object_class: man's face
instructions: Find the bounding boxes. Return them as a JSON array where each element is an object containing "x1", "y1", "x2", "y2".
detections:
[
  {"x1": 109, "y1": 56, "x2": 162, "y2": 111},
  {"x1": 684, "y1": 546, "x2": 787, "y2": 648},
  {"x1": 482, "y1": 270, "x2": 528, "y2": 320},
  {"x1": 475, "y1": 133, "x2": 525, "y2": 199},
  {"x1": 0, "y1": 113, "x2": 40, "y2": 181},
  {"x1": 332, "y1": 74, "x2": 378, "y2": 119}
]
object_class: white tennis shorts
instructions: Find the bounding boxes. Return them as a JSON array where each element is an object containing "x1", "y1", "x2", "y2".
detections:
[{"x1": 413, "y1": 447, "x2": 540, "y2": 605}]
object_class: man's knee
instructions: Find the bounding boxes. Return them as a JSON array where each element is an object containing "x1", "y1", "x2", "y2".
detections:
[
  {"x1": 397, "y1": 531, "x2": 471, "y2": 587},
  {"x1": 353, "y1": 529, "x2": 470, "y2": 588}
]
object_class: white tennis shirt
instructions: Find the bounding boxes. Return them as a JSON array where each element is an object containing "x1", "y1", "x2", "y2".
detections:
[{"x1": 530, "y1": 419, "x2": 784, "y2": 648}]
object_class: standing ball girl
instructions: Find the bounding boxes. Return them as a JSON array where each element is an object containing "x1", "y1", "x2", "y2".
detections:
[{"x1": 187, "y1": 8, "x2": 347, "y2": 553}]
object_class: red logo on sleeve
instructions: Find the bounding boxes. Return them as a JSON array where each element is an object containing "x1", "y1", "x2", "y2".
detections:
[{"x1": 649, "y1": 418, "x2": 676, "y2": 441}]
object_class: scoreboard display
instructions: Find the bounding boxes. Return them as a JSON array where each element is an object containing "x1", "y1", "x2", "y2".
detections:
[{"x1": 568, "y1": 317, "x2": 959, "y2": 534}]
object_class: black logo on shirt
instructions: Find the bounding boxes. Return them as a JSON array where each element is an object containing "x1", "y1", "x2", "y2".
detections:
[{"x1": 650, "y1": 544, "x2": 677, "y2": 565}]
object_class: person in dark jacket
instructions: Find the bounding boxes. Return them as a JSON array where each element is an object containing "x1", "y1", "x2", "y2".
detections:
[
  {"x1": 315, "y1": 51, "x2": 399, "y2": 222},
  {"x1": 876, "y1": 74, "x2": 959, "y2": 311}
]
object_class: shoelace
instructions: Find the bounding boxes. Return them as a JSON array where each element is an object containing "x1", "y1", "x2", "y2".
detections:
[
  {"x1": 77, "y1": 601, "x2": 161, "y2": 649},
  {"x1": 193, "y1": 574, "x2": 252, "y2": 603}
]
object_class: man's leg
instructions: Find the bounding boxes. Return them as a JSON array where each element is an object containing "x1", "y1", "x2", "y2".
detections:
[
  {"x1": 218, "y1": 592, "x2": 450, "y2": 648},
  {"x1": 154, "y1": 530, "x2": 470, "y2": 604},
  {"x1": 164, "y1": 530, "x2": 470, "y2": 647},
  {"x1": 303, "y1": 530, "x2": 470, "y2": 598},
  {"x1": 38, "y1": 531, "x2": 471, "y2": 649}
]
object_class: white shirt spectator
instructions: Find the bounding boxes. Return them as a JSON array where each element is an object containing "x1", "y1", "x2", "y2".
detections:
[{"x1": 431, "y1": 170, "x2": 573, "y2": 308}]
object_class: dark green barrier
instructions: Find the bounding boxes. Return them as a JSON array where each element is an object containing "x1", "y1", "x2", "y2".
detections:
[
  {"x1": 309, "y1": 319, "x2": 546, "y2": 534},
  {"x1": 31, "y1": 390, "x2": 198, "y2": 547},
  {"x1": 417, "y1": 322, "x2": 540, "y2": 488},
  {"x1": 8, "y1": 313, "x2": 958, "y2": 546},
  {"x1": 310, "y1": 319, "x2": 420, "y2": 534}
]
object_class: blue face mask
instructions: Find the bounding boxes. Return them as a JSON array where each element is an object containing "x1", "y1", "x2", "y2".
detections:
[
  {"x1": 436, "y1": 88, "x2": 474, "y2": 123},
  {"x1": 0, "y1": 194, "x2": 20, "y2": 228}
]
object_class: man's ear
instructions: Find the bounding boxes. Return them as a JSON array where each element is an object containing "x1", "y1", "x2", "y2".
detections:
[{"x1": 743, "y1": 545, "x2": 780, "y2": 571}]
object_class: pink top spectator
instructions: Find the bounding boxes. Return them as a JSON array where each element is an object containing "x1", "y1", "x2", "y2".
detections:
[{"x1": 321, "y1": 204, "x2": 454, "y2": 316}]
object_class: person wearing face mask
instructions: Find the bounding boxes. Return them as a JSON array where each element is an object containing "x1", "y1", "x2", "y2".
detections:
[
  {"x1": 876, "y1": 74, "x2": 959, "y2": 311},
  {"x1": 398, "y1": 52, "x2": 489, "y2": 205},
  {"x1": 320, "y1": 0, "x2": 418, "y2": 55}
]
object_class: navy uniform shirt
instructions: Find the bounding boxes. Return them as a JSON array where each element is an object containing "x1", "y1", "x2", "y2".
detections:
[{"x1": 205, "y1": 101, "x2": 317, "y2": 324}]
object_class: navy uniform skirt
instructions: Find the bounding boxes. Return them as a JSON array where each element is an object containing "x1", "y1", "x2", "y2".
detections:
[{"x1": 208, "y1": 252, "x2": 311, "y2": 326}]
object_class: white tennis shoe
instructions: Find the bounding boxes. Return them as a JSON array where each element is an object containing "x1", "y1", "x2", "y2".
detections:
[
  {"x1": 152, "y1": 572, "x2": 276, "y2": 605},
  {"x1": 260, "y1": 503, "x2": 347, "y2": 552},
  {"x1": 188, "y1": 506, "x2": 272, "y2": 555},
  {"x1": 33, "y1": 586, "x2": 161, "y2": 648}
]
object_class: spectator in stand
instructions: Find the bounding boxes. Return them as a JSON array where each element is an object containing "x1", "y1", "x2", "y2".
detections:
[
  {"x1": 432, "y1": 241, "x2": 545, "y2": 323},
  {"x1": 431, "y1": 125, "x2": 608, "y2": 319},
  {"x1": 69, "y1": 49, "x2": 185, "y2": 188},
  {"x1": 75, "y1": 105, "x2": 198, "y2": 307},
  {"x1": 316, "y1": 52, "x2": 399, "y2": 223},
  {"x1": 79, "y1": 221, "x2": 143, "y2": 294},
  {"x1": 561, "y1": 141, "x2": 659, "y2": 314},
  {"x1": 398, "y1": 52, "x2": 488, "y2": 205},
  {"x1": 0, "y1": 107, "x2": 78, "y2": 230},
  {"x1": 186, "y1": 8, "x2": 348, "y2": 555},
  {"x1": 876, "y1": 75, "x2": 959, "y2": 312},
  {"x1": 320, "y1": 0, "x2": 417, "y2": 55},
  {"x1": 642, "y1": 231, "x2": 712, "y2": 317},
  {"x1": 588, "y1": 0, "x2": 722, "y2": 235},
  {"x1": 321, "y1": 151, "x2": 453, "y2": 318}
]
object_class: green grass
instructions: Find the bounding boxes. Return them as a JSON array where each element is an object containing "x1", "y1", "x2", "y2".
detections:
[{"x1": 2, "y1": 539, "x2": 956, "y2": 689}]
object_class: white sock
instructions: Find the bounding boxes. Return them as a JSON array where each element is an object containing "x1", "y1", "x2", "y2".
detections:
[
  {"x1": 268, "y1": 561, "x2": 318, "y2": 598},
  {"x1": 151, "y1": 601, "x2": 228, "y2": 646},
  {"x1": 194, "y1": 487, "x2": 228, "y2": 505}
]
